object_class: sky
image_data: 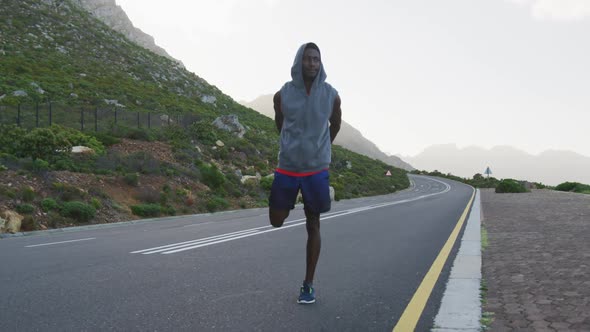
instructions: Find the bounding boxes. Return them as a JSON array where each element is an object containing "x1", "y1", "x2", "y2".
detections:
[{"x1": 115, "y1": 0, "x2": 590, "y2": 158}]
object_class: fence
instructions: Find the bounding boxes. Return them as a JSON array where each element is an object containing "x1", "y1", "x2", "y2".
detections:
[{"x1": 0, "y1": 102, "x2": 202, "y2": 132}]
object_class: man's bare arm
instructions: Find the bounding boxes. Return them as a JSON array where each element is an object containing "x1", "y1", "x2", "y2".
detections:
[
  {"x1": 273, "y1": 91, "x2": 283, "y2": 133},
  {"x1": 329, "y1": 95, "x2": 342, "y2": 143}
]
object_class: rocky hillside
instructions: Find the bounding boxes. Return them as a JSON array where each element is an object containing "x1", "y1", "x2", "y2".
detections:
[
  {"x1": 0, "y1": 0, "x2": 215, "y2": 109},
  {"x1": 75, "y1": 0, "x2": 181, "y2": 66},
  {"x1": 241, "y1": 95, "x2": 414, "y2": 171},
  {"x1": 0, "y1": 0, "x2": 409, "y2": 234}
]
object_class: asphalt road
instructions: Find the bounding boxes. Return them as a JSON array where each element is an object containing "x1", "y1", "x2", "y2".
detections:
[{"x1": 0, "y1": 175, "x2": 474, "y2": 332}]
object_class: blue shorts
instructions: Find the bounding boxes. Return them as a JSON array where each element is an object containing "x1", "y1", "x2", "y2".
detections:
[{"x1": 269, "y1": 170, "x2": 331, "y2": 214}]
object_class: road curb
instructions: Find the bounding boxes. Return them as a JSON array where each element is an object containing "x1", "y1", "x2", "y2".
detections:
[{"x1": 432, "y1": 188, "x2": 482, "y2": 332}]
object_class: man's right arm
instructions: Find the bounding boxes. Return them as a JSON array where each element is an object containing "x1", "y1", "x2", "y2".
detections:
[{"x1": 273, "y1": 91, "x2": 283, "y2": 133}]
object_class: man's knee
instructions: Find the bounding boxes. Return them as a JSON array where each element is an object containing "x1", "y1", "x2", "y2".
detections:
[
  {"x1": 304, "y1": 209, "x2": 320, "y2": 232},
  {"x1": 269, "y1": 209, "x2": 289, "y2": 227}
]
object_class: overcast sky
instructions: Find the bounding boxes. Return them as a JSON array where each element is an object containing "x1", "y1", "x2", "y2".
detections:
[{"x1": 115, "y1": 0, "x2": 590, "y2": 157}]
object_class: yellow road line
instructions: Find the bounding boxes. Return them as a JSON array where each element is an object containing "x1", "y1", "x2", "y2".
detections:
[{"x1": 393, "y1": 189, "x2": 475, "y2": 332}]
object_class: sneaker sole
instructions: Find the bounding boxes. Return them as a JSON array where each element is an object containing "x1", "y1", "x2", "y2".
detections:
[{"x1": 297, "y1": 299, "x2": 316, "y2": 304}]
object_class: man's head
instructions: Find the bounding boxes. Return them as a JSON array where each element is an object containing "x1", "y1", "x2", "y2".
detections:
[{"x1": 302, "y1": 43, "x2": 321, "y2": 82}]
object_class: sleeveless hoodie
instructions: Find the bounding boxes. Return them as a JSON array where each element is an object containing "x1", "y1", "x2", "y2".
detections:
[{"x1": 278, "y1": 43, "x2": 338, "y2": 173}]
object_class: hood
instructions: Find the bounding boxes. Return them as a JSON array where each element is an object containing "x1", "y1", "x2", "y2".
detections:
[{"x1": 290, "y1": 43, "x2": 327, "y2": 89}]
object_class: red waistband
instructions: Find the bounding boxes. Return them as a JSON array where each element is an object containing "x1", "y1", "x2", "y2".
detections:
[{"x1": 275, "y1": 168, "x2": 328, "y2": 177}]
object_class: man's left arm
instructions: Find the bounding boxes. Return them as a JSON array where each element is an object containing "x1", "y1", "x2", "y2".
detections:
[{"x1": 329, "y1": 95, "x2": 342, "y2": 143}]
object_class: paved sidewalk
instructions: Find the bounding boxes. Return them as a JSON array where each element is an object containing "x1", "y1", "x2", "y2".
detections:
[{"x1": 480, "y1": 189, "x2": 590, "y2": 331}]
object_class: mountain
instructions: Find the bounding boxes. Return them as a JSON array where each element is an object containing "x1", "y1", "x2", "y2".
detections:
[
  {"x1": 75, "y1": 0, "x2": 181, "y2": 65},
  {"x1": 0, "y1": 0, "x2": 217, "y2": 109},
  {"x1": 241, "y1": 95, "x2": 414, "y2": 171},
  {"x1": 404, "y1": 144, "x2": 590, "y2": 186}
]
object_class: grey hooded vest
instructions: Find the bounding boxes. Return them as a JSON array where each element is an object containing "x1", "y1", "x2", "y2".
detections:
[{"x1": 278, "y1": 43, "x2": 338, "y2": 173}]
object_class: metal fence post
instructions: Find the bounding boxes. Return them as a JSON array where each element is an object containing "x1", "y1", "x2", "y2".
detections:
[
  {"x1": 148, "y1": 112, "x2": 151, "y2": 129},
  {"x1": 137, "y1": 112, "x2": 140, "y2": 128},
  {"x1": 17, "y1": 103, "x2": 21, "y2": 127},
  {"x1": 114, "y1": 108, "x2": 117, "y2": 125}
]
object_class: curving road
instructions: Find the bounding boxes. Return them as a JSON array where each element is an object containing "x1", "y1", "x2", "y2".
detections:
[{"x1": 0, "y1": 175, "x2": 475, "y2": 331}]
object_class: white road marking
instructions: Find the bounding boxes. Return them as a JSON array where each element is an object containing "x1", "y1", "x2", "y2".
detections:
[
  {"x1": 131, "y1": 229, "x2": 259, "y2": 254},
  {"x1": 131, "y1": 178, "x2": 451, "y2": 255},
  {"x1": 25, "y1": 238, "x2": 96, "y2": 248}
]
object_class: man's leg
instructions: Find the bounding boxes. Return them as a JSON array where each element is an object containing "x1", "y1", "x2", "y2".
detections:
[
  {"x1": 268, "y1": 172, "x2": 298, "y2": 228},
  {"x1": 304, "y1": 208, "x2": 321, "y2": 284},
  {"x1": 269, "y1": 208, "x2": 289, "y2": 228},
  {"x1": 301, "y1": 170, "x2": 330, "y2": 285}
]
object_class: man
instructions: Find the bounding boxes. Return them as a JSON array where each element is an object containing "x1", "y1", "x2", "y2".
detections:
[{"x1": 269, "y1": 42, "x2": 342, "y2": 304}]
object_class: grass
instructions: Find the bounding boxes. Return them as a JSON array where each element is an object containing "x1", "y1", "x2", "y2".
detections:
[
  {"x1": 481, "y1": 226, "x2": 489, "y2": 251},
  {"x1": 479, "y1": 279, "x2": 494, "y2": 330},
  {"x1": 480, "y1": 311, "x2": 494, "y2": 331},
  {"x1": 480, "y1": 226, "x2": 493, "y2": 330}
]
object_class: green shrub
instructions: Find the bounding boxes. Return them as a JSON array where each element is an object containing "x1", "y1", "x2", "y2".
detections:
[
  {"x1": 47, "y1": 212, "x2": 73, "y2": 228},
  {"x1": 260, "y1": 176, "x2": 273, "y2": 192},
  {"x1": 190, "y1": 122, "x2": 218, "y2": 145},
  {"x1": 60, "y1": 201, "x2": 96, "y2": 223},
  {"x1": 52, "y1": 158, "x2": 77, "y2": 171},
  {"x1": 495, "y1": 179, "x2": 528, "y2": 193},
  {"x1": 49, "y1": 125, "x2": 105, "y2": 154},
  {"x1": 555, "y1": 182, "x2": 578, "y2": 192},
  {"x1": 20, "y1": 127, "x2": 71, "y2": 161},
  {"x1": 90, "y1": 132, "x2": 121, "y2": 146},
  {"x1": 534, "y1": 182, "x2": 548, "y2": 189},
  {"x1": 162, "y1": 205, "x2": 176, "y2": 216},
  {"x1": 130, "y1": 203, "x2": 161, "y2": 217},
  {"x1": 0, "y1": 125, "x2": 26, "y2": 155},
  {"x1": 16, "y1": 203, "x2": 35, "y2": 214},
  {"x1": 199, "y1": 164, "x2": 225, "y2": 189},
  {"x1": 124, "y1": 173, "x2": 139, "y2": 186},
  {"x1": 53, "y1": 183, "x2": 86, "y2": 201},
  {"x1": 41, "y1": 198, "x2": 59, "y2": 212},
  {"x1": 21, "y1": 216, "x2": 38, "y2": 231},
  {"x1": 32, "y1": 158, "x2": 50, "y2": 172},
  {"x1": 555, "y1": 182, "x2": 590, "y2": 193},
  {"x1": 90, "y1": 198, "x2": 102, "y2": 209},
  {"x1": 206, "y1": 196, "x2": 229, "y2": 212},
  {"x1": 115, "y1": 126, "x2": 155, "y2": 141},
  {"x1": 1, "y1": 186, "x2": 17, "y2": 198},
  {"x1": 21, "y1": 187, "x2": 36, "y2": 202}
]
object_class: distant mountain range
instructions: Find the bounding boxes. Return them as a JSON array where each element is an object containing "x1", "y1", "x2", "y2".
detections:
[
  {"x1": 403, "y1": 144, "x2": 590, "y2": 186},
  {"x1": 241, "y1": 95, "x2": 414, "y2": 171}
]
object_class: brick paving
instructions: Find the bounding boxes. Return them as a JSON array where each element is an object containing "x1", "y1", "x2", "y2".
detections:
[{"x1": 480, "y1": 189, "x2": 590, "y2": 331}]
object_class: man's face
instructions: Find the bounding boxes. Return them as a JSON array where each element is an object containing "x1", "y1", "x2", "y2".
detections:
[{"x1": 302, "y1": 48, "x2": 321, "y2": 81}]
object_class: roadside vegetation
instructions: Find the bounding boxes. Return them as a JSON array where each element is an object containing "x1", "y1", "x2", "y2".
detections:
[
  {"x1": 410, "y1": 170, "x2": 590, "y2": 195},
  {"x1": 554, "y1": 182, "x2": 590, "y2": 194},
  {"x1": 0, "y1": 122, "x2": 408, "y2": 231}
]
